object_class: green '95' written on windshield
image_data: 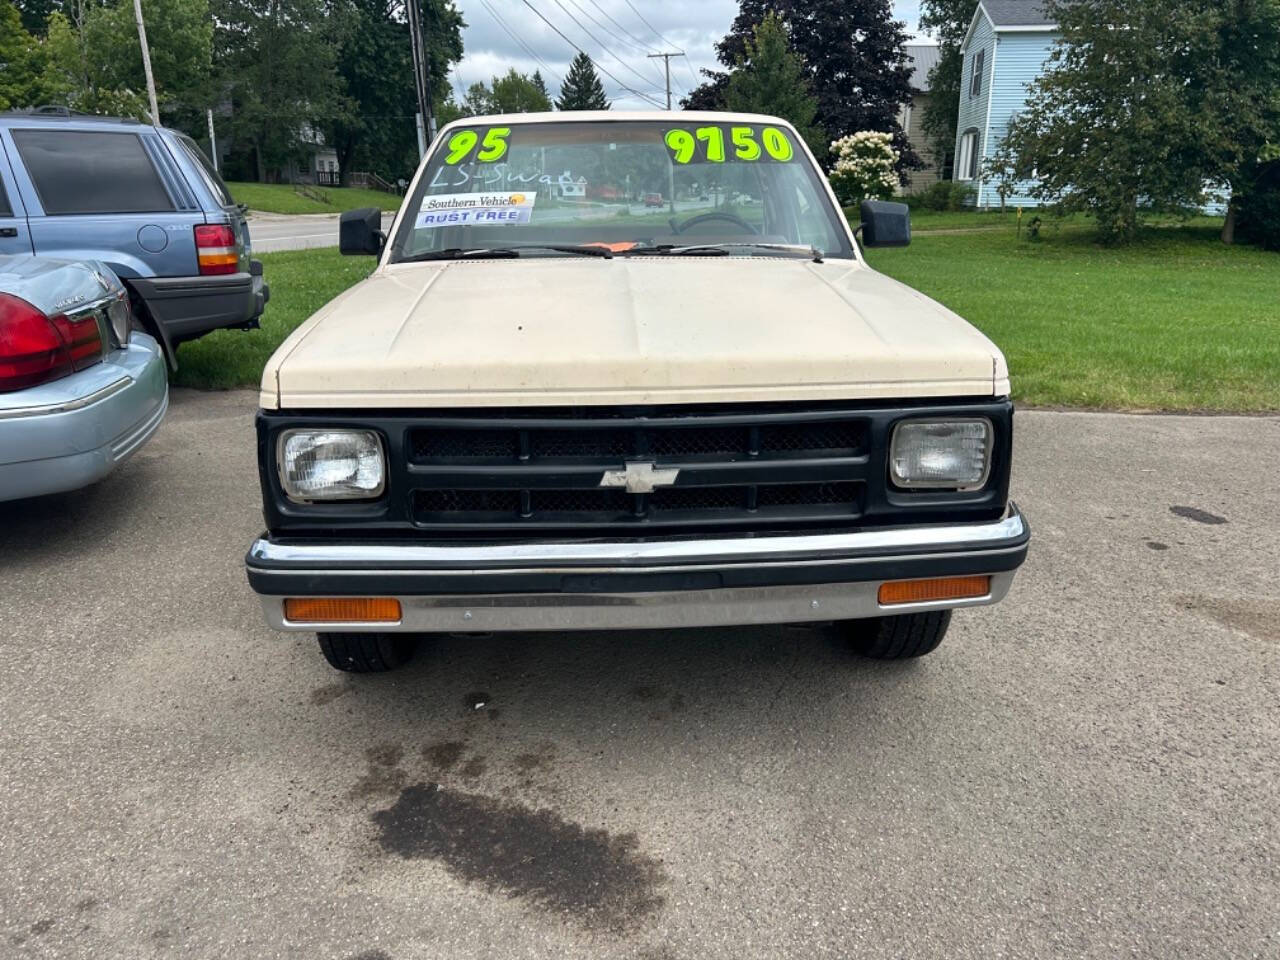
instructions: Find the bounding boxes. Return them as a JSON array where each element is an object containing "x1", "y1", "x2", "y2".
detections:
[{"x1": 663, "y1": 125, "x2": 796, "y2": 164}]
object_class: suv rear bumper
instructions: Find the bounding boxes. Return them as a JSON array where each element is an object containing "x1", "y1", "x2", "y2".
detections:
[
  {"x1": 130, "y1": 262, "x2": 268, "y2": 343},
  {"x1": 246, "y1": 505, "x2": 1029, "y2": 632}
]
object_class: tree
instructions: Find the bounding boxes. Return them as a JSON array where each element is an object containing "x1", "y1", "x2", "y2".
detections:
[
  {"x1": 0, "y1": 0, "x2": 45, "y2": 110},
  {"x1": 212, "y1": 0, "x2": 343, "y2": 181},
  {"x1": 40, "y1": 0, "x2": 212, "y2": 125},
  {"x1": 458, "y1": 71, "x2": 552, "y2": 116},
  {"x1": 461, "y1": 80, "x2": 494, "y2": 116},
  {"x1": 722, "y1": 14, "x2": 824, "y2": 157},
  {"x1": 679, "y1": 69, "x2": 727, "y2": 111},
  {"x1": 918, "y1": 0, "x2": 977, "y2": 180},
  {"x1": 556, "y1": 52, "x2": 609, "y2": 111},
  {"x1": 326, "y1": 0, "x2": 464, "y2": 185},
  {"x1": 531, "y1": 70, "x2": 547, "y2": 99},
  {"x1": 1001, "y1": 0, "x2": 1280, "y2": 243},
  {"x1": 684, "y1": 0, "x2": 919, "y2": 174},
  {"x1": 491, "y1": 68, "x2": 552, "y2": 112},
  {"x1": 12, "y1": 0, "x2": 59, "y2": 34}
]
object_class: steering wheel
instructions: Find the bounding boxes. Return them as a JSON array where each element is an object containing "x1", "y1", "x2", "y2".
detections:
[{"x1": 669, "y1": 211, "x2": 759, "y2": 236}]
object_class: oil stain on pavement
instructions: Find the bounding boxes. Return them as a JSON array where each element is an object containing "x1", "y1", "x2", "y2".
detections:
[
  {"x1": 1170, "y1": 505, "x2": 1228, "y2": 525},
  {"x1": 371, "y1": 783, "x2": 666, "y2": 933}
]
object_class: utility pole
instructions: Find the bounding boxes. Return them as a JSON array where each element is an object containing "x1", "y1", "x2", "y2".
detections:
[
  {"x1": 647, "y1": 52, "x2": 682, "y2": 111},
  {"x1": 406, "y1": 0, "x2": 436, "y2": 157},
  {"x1": 206, "y1": 108, "x2": 218, "y2": 172},
  {"x1": 132, "y1": 0, "x2": 159, "y2": 125}
]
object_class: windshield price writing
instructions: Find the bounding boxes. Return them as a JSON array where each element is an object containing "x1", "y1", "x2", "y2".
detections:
[{"x1": 663, "y1": 125, "x2": 795, "y2": 165}]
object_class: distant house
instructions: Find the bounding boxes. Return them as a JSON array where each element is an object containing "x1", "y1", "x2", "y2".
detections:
[
  {"x1": 899, "y1": 44, "x2": 944, "y2": 192},
  {"x1": 952, "y1": 0, "x2": 1057, "y2": 208}
]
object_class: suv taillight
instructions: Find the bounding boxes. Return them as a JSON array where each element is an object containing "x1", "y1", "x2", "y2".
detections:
[
  {"x1": 0, "y1": 293, "x2": 103, "y2": 392},
  {"x1": 195, "y1": 224, "x2": 239, "y2": 275}
]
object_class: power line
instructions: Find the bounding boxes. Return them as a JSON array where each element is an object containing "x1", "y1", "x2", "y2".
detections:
[
  {"x1": 481, "y1": 0, "x2": 565, "y2": 88},
  {"x1": 622, "y1": 0, "x2": 700, "y2": 91},
  {"x1": 584, "y1": 0, "x2": 660, "y2": 56},
  {"x1": 564, "y1": 0, "x2": 660, "y2": 64},
  {"x1": 547, "y1": 0, "x2": 667, "y2": 95},
  {"x1": 518, "y1": 0, "x2": 665, "y2": 108}
]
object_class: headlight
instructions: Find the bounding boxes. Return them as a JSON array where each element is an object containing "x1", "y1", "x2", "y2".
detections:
[
  {"x1": 278, "y1": 429, "x2": 385, "y2": 502},
  {"x1": 890, "y1": 419, "x2": 992, "y2": 490}
]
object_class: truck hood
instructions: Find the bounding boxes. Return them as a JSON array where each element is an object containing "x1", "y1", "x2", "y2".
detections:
[{"x1": 261, "y1": 258, "x2": 1009, "y2": 409}]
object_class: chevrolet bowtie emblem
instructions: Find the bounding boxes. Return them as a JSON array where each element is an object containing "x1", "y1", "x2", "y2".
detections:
[{"x1": 599, "y1": 461, "x2": 680, "y2": 494}]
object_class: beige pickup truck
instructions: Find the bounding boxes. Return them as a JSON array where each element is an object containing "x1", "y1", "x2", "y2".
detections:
[{"x1": 245, "y1": 112, "x2": 1029, "y2": 674}]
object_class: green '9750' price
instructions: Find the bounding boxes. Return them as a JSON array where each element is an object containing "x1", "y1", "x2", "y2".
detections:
[{"x1": 664, "y1": 125, "x2": 795, "y2": 165}]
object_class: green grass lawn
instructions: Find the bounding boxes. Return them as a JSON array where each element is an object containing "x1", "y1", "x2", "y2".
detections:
[
  {"x1": 172, "y1": 249, "x2": 373, "y2": 389},
  {"x1": 864, "y1": 222, "x2": 1280, "y2": 412},
  {"x1": 226, "y1": 181, "x2": 403, "y2": 215},
  {"x1": 175, "y1": 223, "x2": 1279, "y2": 412}
]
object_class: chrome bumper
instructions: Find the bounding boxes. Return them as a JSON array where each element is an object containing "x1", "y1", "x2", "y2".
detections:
[{"x1": 247, "y1": 506, "x2": 1029, "y2": 633}]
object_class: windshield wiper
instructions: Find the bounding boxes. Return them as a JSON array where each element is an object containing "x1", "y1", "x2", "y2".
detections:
[
  {"x1": 400, "y1": 243, "x2": 613, "y2": 263},
  {"x1": 624, "y1": 242, "x2": 823, "y2": 263}
]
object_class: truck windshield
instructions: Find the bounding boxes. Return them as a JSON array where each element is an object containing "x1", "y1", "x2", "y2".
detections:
[{"x1": 389, "y1": 120, "x2": 854, "y2": 262}]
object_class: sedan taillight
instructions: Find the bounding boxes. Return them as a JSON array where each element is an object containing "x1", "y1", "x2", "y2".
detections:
[
  {"x1": 0, "y1": 293, "x2": 103, "y2": 392},
  {"x1": 195, "y1": 223, "x2": 239, "y2": 275}
]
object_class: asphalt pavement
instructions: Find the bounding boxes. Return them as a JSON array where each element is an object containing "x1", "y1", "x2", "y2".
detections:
[
  {"x1": 249, "y1": 212, "x2": 397, "y2": 253},
  {"x1": 2, "y1": 390, "x2": 1277, "y2": 959}
]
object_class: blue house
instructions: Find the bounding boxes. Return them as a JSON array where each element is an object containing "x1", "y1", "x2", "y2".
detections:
[{"x1": 952, "y1": 0, "x2": 1057, "y2": 208}]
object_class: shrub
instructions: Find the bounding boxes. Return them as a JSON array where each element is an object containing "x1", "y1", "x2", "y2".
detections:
[
  {"x1": 1237, "y1": 187, "x2": 1280, "y2": 250},
  {"x1": 828, "y1": 131, "x2": 899, "y2": 206},
  {"x1": 910, "y1": 181, "x2": 976, "y2": 211}
]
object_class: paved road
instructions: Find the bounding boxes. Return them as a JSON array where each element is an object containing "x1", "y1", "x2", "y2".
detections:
[
  {"x1": 249, "y1": 211, "x2": 397, "y2": 253},
  {"x1": 2, "y1": 391, "x2": 1277, "y2": 959}
]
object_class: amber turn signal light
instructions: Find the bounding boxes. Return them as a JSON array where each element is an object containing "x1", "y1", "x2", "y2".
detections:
[
  {"x1": 283, "y1": 597, "x2": 402, "y2": 623},
  {"x1": 878, "y1": 576, "x2": 991, "y2": 606}
]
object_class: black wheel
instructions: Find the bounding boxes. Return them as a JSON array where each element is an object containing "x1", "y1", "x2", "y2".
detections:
[
  {"x1": 844, "y1": 610, "x2": 952, "y2": 660},
  {"x1": 317, "y1": 633, "x2": 416, "y2": 673}
]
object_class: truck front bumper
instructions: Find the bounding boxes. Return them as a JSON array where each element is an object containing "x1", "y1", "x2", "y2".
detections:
[{"x1": 246, "y1": 506, "x2": 1029, "y2": 632}]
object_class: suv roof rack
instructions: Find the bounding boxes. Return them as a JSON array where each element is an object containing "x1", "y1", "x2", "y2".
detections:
[{"x1": 0, "y1": 105, "x2": 146, "y2": 125}]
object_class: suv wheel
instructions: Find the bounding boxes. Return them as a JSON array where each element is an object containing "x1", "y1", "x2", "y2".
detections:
[
  {"x1": 843, "y1": 610, "x2": 951, "y2": 660},
  {"x1": 317, "y1": 633, "x2": 416, "y2": 673}
]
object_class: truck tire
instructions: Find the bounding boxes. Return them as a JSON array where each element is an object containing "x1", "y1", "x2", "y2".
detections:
[
  {"x1": 844, "y1": 610, "x2": 951, "y2": 660},
  {"x1": 317, "y1": 633, "x2": 415, "y2": 673}
]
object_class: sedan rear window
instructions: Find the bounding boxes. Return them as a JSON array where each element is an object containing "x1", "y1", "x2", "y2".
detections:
[{"x1": 12, "y1": 129, "x2": 175, "y2": 215}]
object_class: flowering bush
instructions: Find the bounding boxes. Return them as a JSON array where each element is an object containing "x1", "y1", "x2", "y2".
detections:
[{"x1": 828, "y1": 131, "x2": 899, "y2": 206}]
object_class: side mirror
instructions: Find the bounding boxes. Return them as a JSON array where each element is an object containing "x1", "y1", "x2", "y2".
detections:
[
  {"x1": 339, "y1": 207, "x2": 385, "y2": 256},
  {"x1": 859, "y1": 200, "x2": 911, "y2": 248}
]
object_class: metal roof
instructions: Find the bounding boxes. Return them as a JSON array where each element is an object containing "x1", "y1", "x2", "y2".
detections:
[
  {"x1": 981, "y1": 0, "x2": 1056, "y2": 27},
  {"x1": 904, "y1": 44, "x2": 942, "y2": 93}
]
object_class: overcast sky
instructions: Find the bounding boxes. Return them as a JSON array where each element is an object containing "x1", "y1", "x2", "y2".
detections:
[{"x1": 448, "y1": 1, "x2": 930, "y2": 111}]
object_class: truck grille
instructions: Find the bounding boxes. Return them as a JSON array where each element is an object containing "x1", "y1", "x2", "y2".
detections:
[{"x1": 405, "y1": 408, "x2": 870, "y2": 534}]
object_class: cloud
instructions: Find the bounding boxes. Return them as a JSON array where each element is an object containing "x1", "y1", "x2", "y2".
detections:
[{"x1": 449, "y1": 0, "x2": 929, "y2": 110}]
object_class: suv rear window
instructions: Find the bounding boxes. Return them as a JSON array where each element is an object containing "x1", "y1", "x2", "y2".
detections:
[
  {"x1": 174, "y1": 134, "x2": 235, "y2": 207},
  {"x1": 12, "y1": 129, "x2": 175, "y2": 215}
]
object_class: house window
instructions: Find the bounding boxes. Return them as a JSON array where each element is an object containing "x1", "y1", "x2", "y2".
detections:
[
  {"x1": 957, "y1": 129, "x2": 980, "y2": 181},
  {"x1": 970, "y1": 49, "x2": 985, "y2": 99}
]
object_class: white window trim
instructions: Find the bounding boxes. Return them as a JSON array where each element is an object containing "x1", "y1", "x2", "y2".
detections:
[{"x1": 957, "y1": 130, "x2": 978, "y2": 182}]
